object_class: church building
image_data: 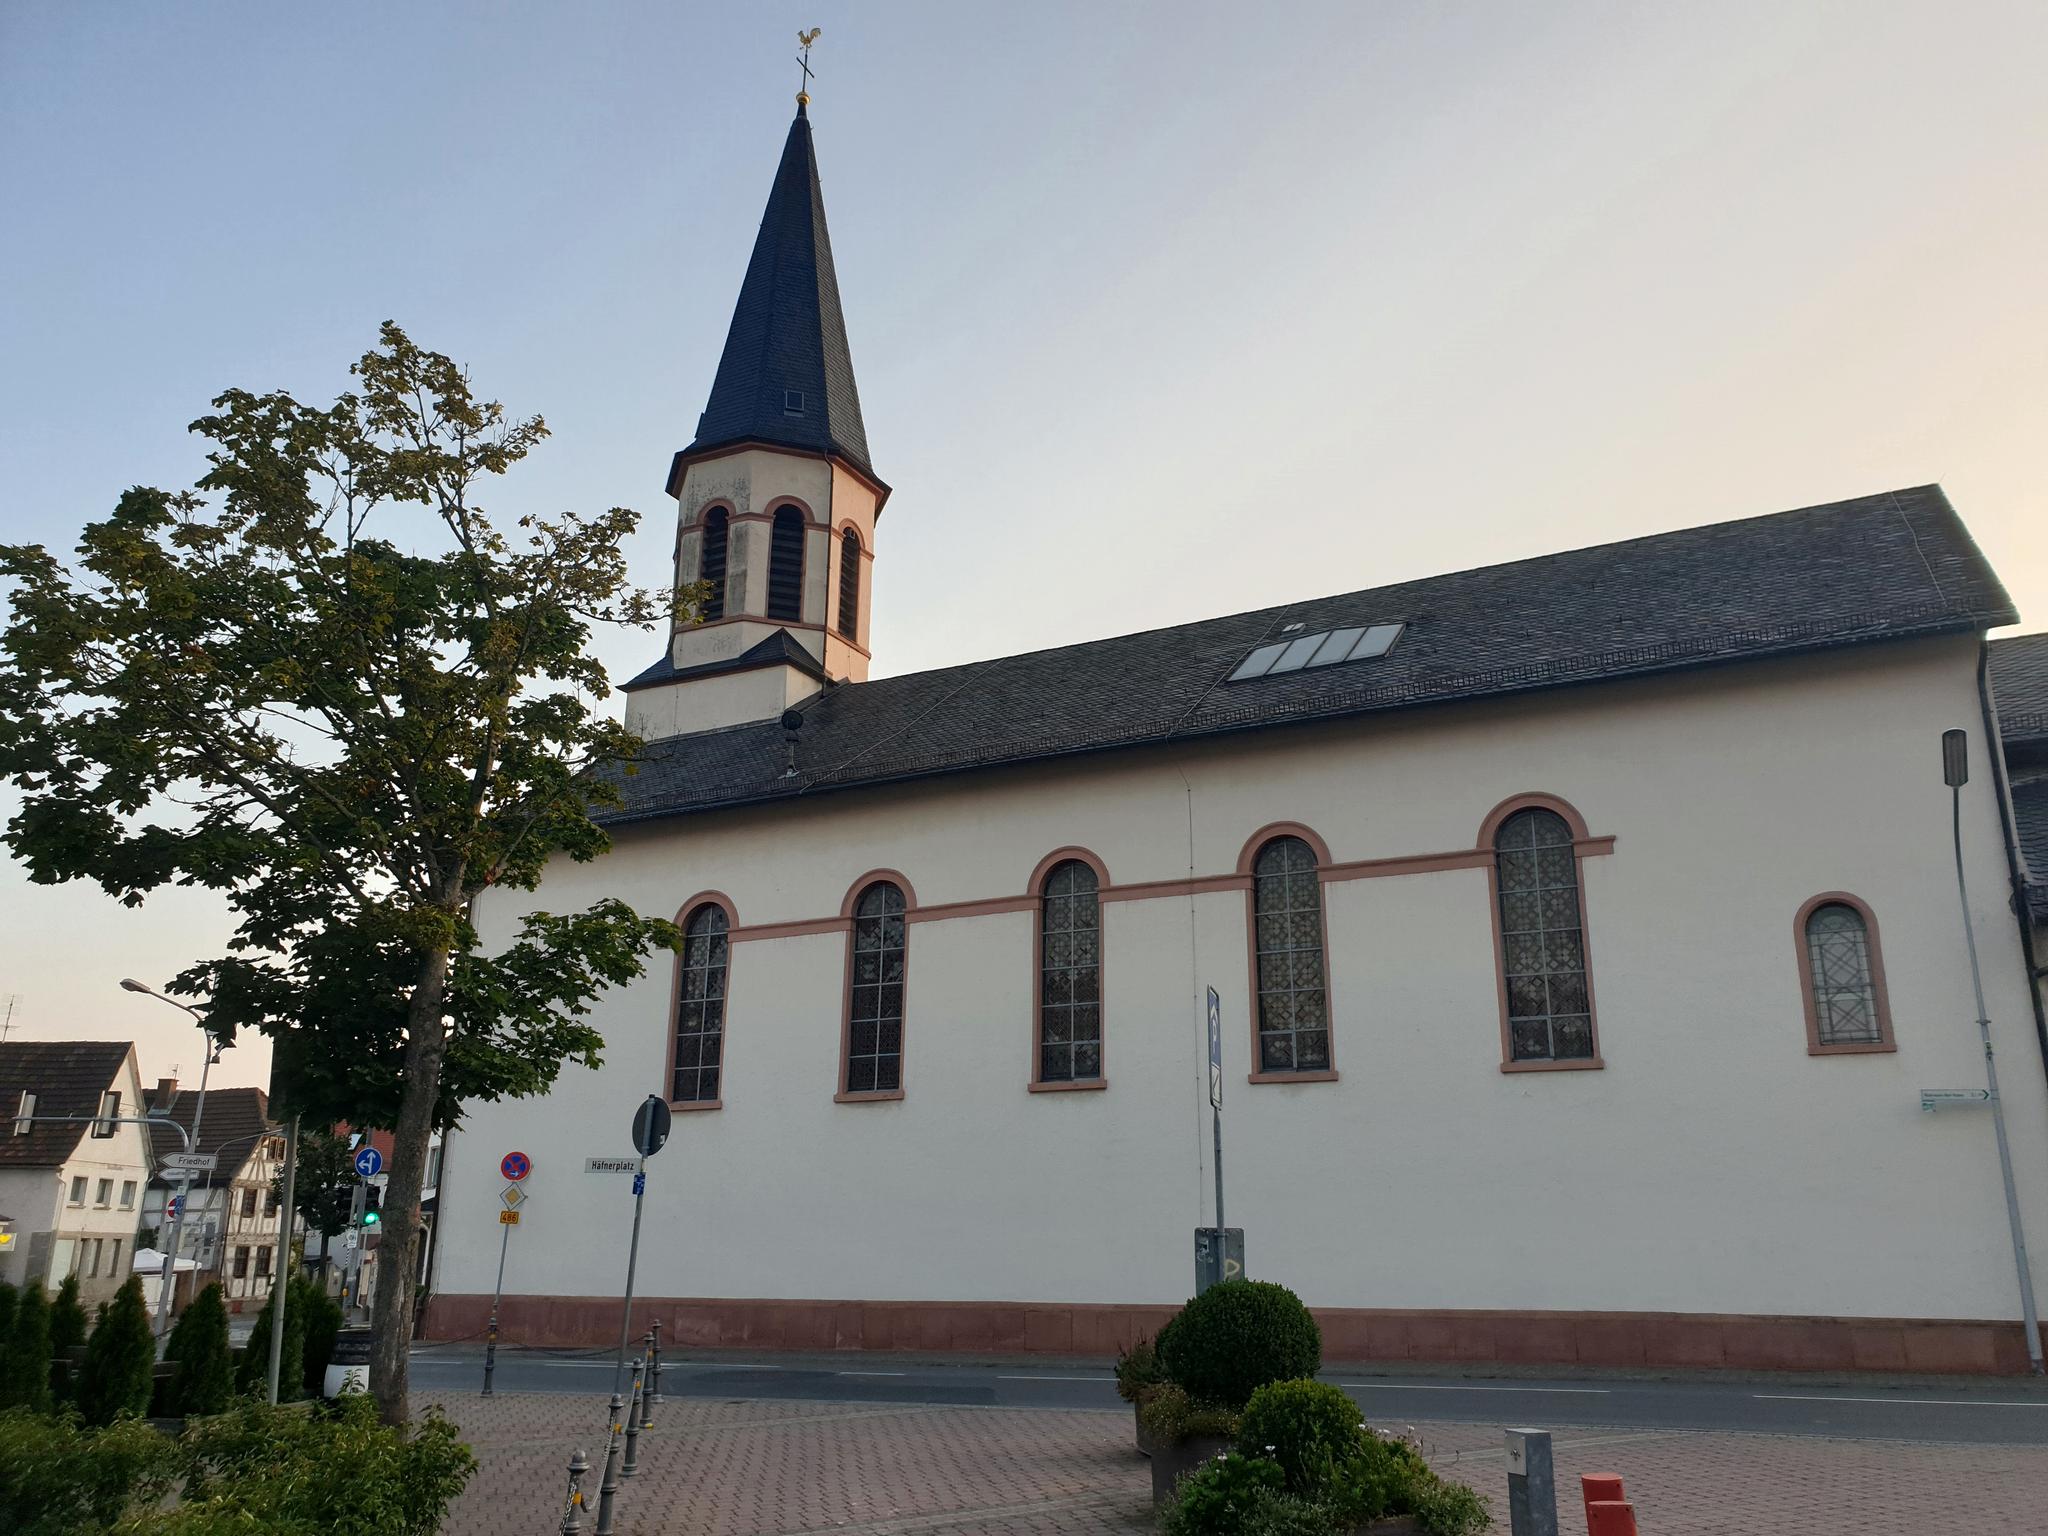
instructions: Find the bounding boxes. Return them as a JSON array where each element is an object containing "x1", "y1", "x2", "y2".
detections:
[{"x1": 429, "y1": 101, "x2": 2048, "y2": 1373}]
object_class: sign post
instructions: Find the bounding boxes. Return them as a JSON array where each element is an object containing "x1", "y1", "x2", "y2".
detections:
[
  {"x1": 483, "y1": 1151, "x2": 533, "y2": 1397},
  {"x1": 596, "y1": 1095, "x2": 671, "y2": 1536},
  {"x1": 1504, "y1": 1428, "x2": 1558, "y2": 1536}
]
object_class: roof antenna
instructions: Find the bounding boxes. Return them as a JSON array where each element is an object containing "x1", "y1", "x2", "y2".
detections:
[
  {"x1": 782, "y1": 707, "x2": 805, "y2": 778},
  {"x1": 796, "y1": 27, "x2": 820, "y2": 110},
  {"x1": 0, "y1": 994, "x2": 17, "y2": 1044}
]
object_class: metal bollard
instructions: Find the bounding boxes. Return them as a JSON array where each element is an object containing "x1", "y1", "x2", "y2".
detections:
[
  {"x1": 593, "y1": 1393, "x2": 626, "y2": 1536},
  {"x1": 637, "y1": 1329, "x2": 658, "y2": 1430},
  {"x1": 559, "y1": 1448, "x2": 589, "y2": 1536},
  {"x1": 482, "y1": 1313, "x2": 499, "y2": 1397},
  {"x1": 1505, "y1": 1429, "x2": 1557, "y2": 1536},
  {"x1": 1583, "y1": 1473, "x2": 1638, "y2": 1536},
  {"x1": 621, "y1": 1356, "x2": 645, "y2": 1479},
  {"x1": 647, "y1": 1318, "x2": 663, "y2": 1409}
]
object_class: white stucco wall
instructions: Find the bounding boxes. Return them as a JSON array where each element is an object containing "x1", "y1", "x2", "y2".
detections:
[{"x1": 441, "y1": 635, "x2": 2048, "y2": 1325}]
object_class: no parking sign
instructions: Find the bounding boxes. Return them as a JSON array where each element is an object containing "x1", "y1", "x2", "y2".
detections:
[{"x1": 500, "y1": 1150, "x2": 532, "y2": 1182}]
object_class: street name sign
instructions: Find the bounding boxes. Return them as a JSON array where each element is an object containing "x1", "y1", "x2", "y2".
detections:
[
  {"x1": 161, "y1": 1152, "x2": 218, "y2": 1173},
  {"x1": 1921, "y1": 1088, "x2": 1994, "y2": 1113},
  {"x1": 586, "y1": 1157, "x2": 638, "y2": 1174}
]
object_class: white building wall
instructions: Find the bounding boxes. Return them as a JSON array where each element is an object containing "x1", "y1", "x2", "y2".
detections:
[{"x1": 440, "y1": 635, "x2": 2048, "y2": 1334}]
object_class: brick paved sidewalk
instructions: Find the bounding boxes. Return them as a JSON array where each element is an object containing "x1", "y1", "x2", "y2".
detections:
[{"x1": 423, "y1": 1392, "x2": 2048, "y2": 1535}]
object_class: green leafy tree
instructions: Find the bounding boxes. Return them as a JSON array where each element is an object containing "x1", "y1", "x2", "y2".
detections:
[
  {"x1": 0, "y1": 325, "x2": 689, "y2": 1421},
  {"x1": 164, "y1": 1281, "x2": 235, "y2": 1417},
  {"x1": 0, "y1": 1280, "x2": 53, "y2": 1412},
  {"x1": 280, "y1": 1127, "x2": 356, "y2": 1276},
  {"x1": 77, "y1": 1276, "x2": 156, "y2": 1425}
]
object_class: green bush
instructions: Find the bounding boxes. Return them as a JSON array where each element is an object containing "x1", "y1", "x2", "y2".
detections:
[
  {"x1": 166, "y1": 1395, "x2": 476, "y2": 1536},
  {"x1": 0, "y1": 1407, "x2": 181, "y2": 1536},
  {"x1": 165, "y1": 1283, "x2": 235, "y2": 1417},
  {"x1": 1156, "y1": 1280, "x2": 1320, "y2": 1410},
  {"x1": 1160, "y1": 1451, "x2": 1286, "y2": 1536},
  {"x1": 0, "y1": 1281, "x2": 17, "y2": 1340},
  {"x1": 77, "y1": 1276, "x2": 155, "y2": 1425},
  {"x1": 1237, "y1": 1379, "x2": 1367, "y2": 1494},
  {"x1": 1114, "y1": 1333, "x2": 1166, "y2": 1402},
  {"x1": 1319, "y1": 1433, "x2": 1492, "y2": 1536},
  {"x1": 1, "y1": 1281, "x2": 53, "y2": 1412},
  {"x1": 47, "y1": 1274, "x2": 89, "y2": 1403},
  {"x1": 1237, "y1": 1491, "x2": 1333, "y2": 1536},
  {"x1": 1137, "y1": 1383, "x2": 1241, "y2": 1447},
  {"x1": 1405, "y1": 1471, "x2": 1492, "y2": 1536},
  {"x1": 297, "y1": 1277, "x2": 344, "y2": 1396},
  {"x1": 237, "y1": 1278, "x2": 305, "y2": 1400}
]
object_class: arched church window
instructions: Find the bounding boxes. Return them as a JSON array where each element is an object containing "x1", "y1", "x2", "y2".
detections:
[
  {"x1": 699, "y1": 508, "x2": 729, "y2": 623},
  {"x1": 766, "y1": 505, "x2": 805, "y2": 622},
  {"x1": 1494, "y1": 807, "x2": 1595, "y2": 1063},
  {"x1": 1797, "y1": 894, "x2": 1894, "y2": 1053},
  {"x1": 1037, "y1": 860, "x2": 1102, "y2": 1083},
  {"x1": 843, "y1": 881, "x2": 906, "y2": 1095},
  {"x1": 837, "y1": 527, "x2": 861, "y2": 640},
  {"x1": 1252, "y1": 836, "x2": 1330, "y2": 1073},
  {"x1": 672, "y1": 903, "x2": 730, "y2": 1104}
]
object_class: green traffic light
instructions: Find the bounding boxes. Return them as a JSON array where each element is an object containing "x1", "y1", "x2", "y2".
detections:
[{"x1": 362, "y1": 1211, "x2": 381, "y2": 1226}]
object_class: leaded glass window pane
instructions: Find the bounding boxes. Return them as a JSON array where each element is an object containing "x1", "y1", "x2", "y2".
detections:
[
  {"x1": 1039, "y1": 860, "x2": 1103, "y2": 1082},
  {"x1": 847, "y1": 882, "x2": 907, "y2": 1092},
  {"x1": 1253, "y1": 836, "x2": 1330, "y2": 1072},
  {"x1": 1494, "y1": 809, "x2": 1594, "y2": 1062},
  {"x1": 1806, "y1": 902, "x2": 1881, "y2": 1045},
  {"x1": 672, "y1": 903, "x2": 729, "y2": 1102}
]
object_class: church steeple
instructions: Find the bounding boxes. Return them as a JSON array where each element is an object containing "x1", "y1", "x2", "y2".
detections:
[
  {"x1": 629, "y1": 102, "x2": 888, "y2": 744},
  {"x1": 676, "y1": 103, "x2": 874, "y2": 481}
]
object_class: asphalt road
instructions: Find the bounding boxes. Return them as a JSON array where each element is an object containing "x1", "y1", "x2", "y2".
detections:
[{"x1": 408, "y1": 1347, "x2": 2048, "y2": 1446}]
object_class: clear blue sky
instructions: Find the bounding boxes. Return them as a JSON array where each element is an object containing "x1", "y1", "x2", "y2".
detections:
[{"x1": 3, "y1": 1, "x2": 2044, "y2": 1088}]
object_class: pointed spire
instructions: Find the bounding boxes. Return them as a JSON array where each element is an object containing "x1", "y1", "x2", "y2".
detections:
[{"x1": 683, "y1": 106, "x2": 874, "y2": 479}]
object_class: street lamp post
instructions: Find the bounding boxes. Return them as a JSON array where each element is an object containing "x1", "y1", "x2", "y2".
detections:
[{"x1": 122, "y1": 979, "x2": 223, "y2": 1335}]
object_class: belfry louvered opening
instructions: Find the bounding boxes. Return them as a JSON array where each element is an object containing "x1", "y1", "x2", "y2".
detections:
[{"x1": 766, "y1": 506, "x2": 805, "y2": 622}]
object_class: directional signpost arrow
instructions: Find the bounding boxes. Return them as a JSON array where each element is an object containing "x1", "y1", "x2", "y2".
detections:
[
  {"x1": 161, "y1": 1152, "x2": 218, "y2": 1174},
  {"x1": 353, "y1": 1146, "x2": 383, "y2": 1180},
  {"x1": 1921, "y1": 1087, "x2": 1995, "y2": 1113}
]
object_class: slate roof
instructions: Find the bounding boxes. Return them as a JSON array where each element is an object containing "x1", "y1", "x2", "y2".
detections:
[
  {"x1": 0, "y1": 1041, "x2": 133, "y2": 1169},
  {"x1": 2011, "y1": 770, "x2": 2048, "y2": 915},
  {"x1": 624, "y1": 627, "x2": 827, "y2": 693},
  {"x1": 600, "y1": 484, "x2": 2014, "y2": 827},
  {"x1": 144, "y1": 1086, "x2": 274, "y2": 1190},
  {"x1": 676, "y1": 104, "x2": 874, "y2": 483},
  {"x1": 1991, "y1": 632, "x2": 2048, "y2": 748}
]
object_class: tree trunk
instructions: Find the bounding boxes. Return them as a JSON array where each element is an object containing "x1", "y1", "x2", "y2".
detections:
[{"x1": 369, "y1": 943, "x2": 454, "y2": 1426}]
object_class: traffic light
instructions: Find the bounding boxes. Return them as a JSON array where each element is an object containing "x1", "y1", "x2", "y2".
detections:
[{"x1": 362, "y1": 1185, "x2": 382, "y2": 1228}]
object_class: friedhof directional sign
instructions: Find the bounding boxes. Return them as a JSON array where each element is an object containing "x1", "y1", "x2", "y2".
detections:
[
  {"x1": 161, "y1": 1152, "x2": 218, "y2": 1174},
  {"x1": 1206, "y1": 987, "x2": 1223, "y2": 1110},
  {"x1": 500, "y1": 1150, "x2": 532, "y2": 1182},
  {"x1": 631, "y1": 1095, "x2": 672, "y2": 1158},
  {"x1": 353, "y1": 1146, "x2": 383, "y2": 1179}
]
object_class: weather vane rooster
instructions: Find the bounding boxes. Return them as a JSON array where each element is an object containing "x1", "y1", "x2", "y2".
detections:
[{"x1": 797, "y1": 28, "x2": 822, "y2": 106}]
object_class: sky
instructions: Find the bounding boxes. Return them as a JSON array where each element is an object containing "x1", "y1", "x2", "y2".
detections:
[{"x1": 2, "y1": 1, "x2": 2044, "y2": 1092}]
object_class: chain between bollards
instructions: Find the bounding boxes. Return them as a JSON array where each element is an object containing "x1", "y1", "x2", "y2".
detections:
[
  {"x1": 559, "y1": 1447, "x2": 589, "y2": 1536},
  {"x1": 621, "y1": 1354, "x2": 646, "y2": 1479},
  {"x1": 592, "y1": 1393, "x2": 625, "y2": 1536}
]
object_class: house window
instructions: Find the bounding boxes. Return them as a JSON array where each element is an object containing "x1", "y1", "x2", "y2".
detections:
[
  {"x1": 95, "y1": 1179, "x2": 112, "y2": 1207},
  {"x1": 1251, "y1": 836, "x2": 1331, "y2": 1073},
  {"x1": 1037, "y1": 860, "x2": 1103, "y2": 1083},
  {"x1": 255, "y1": 1246, "x2": 271, "y2": 1279},
  {"x1": 699, "y1": 507, "x2": 729, "y2": 622},
  {"x1": 242, "y1": 1188, "x2": 257, "y2": 1219},
  {"x1": 265, "y1": 1191, "x2": 280, "y2": 1218},
  {"x1": 85, "y1": 1238, "x2": 101, "y2": 1278},
  {"x1": 836, "y1": 527, "x2": 861, "y2": 640},
  {"x1": 108, "y1": 1239, "x2": 121, "y2": 1275},
  {"x1": 69, "y1": 1175, "x2": 86, "y2": 1205},
  {"x1": 1797, "y1": 894, "x2": 1895, "y2": 1053},
  {"x1": 120, "y1": 1180, "x2": 136, "y2": 1210},
  {"x1": 672, "y1": 902, "x2": 730, "y2": 1104},
  {"x1": 843, "y1": 882, "x2": 907, "y2": 1096},
  {"x1": 1494, "y1": 807, "x2": 1596, "y2": 1063},
  {"x1": 91, "y1": 1090, "x2": 119, "y2": 1137},
  {"x1": 233, "y1": 1246, "x2": 249, "y2": 1280},
  {"x1": 13, "y1": 1090, "x2": 34, "y2": 1135},
  {"x1": 766, "y1": 505, "x2": 805, "y2": 622}
]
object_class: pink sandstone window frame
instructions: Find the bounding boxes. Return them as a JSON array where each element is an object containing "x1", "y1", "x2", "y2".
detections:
[
  {"x1": 665, "y1": 891, "x2": 738, "y2": 1111},
  {"x1": 1794, "y1": 891, "x2": 1897, "y2": 1056},
  {"x1": 837, "y1": 871, "x2": 915, "y2": 1103},
  {"x1": 1478, "y1": 793, "x2": 1606, "y2": 1074},
  {"x1": 1028, "y1": 847, "x2": 1112, "y2": 1092},
  {"x1": 1238, "y1": 822, "x2": 1341, "y2": 1084}
]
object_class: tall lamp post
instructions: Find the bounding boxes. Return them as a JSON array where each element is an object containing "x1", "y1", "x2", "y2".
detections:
[
  {"x1": 1942, "y1": 728, "x2": 2046, "y2": 1375},
  {"x1": 121, "y1": 978, "x2": 223, "y2": 1334}
]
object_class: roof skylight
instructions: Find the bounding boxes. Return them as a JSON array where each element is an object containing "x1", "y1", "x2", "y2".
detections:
[{"x1": 1228, "y1": 622, "x2": 1404, "y2": 683}]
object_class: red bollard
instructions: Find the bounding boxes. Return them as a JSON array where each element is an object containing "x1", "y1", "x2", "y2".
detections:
[{"x1": 1582, "y1": 1473, "x2": 1637, "y2": 1536}]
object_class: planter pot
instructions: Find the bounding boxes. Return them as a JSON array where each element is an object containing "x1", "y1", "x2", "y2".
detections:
[
  {"x1": 1149, "y1": 1432, "x2": 1234, "y2": 1507},
  {"x1": 1133, "y1": 1401, "x2": 1155, "y2": 1458}
]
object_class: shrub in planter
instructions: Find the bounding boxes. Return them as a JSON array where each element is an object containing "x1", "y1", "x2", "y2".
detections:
[
  {"x1": 165, "y1": 1283, "x2": 235, "y2": 1418},
  {"x1": 298, "y1": 1279, "x2": 344, "y2": 1397},
  {"x1": 1161, "y1": 1450, "x2": 1286, "y2": 1536},
  {"x1": 236, "y1": 1278, "x2": 306, "y2": 1400},
  {"x1": 77, "y1": 1276, "x2": 156, "y2": 1426},
  {"x1": 0, "y1": 1281, "x2": 53, "y2": 1412},
  {"x1": 0, "y1": 1407, "x2": 180, "y2": 1536},
  {"x1": 1156, "y1": 1279, "x2": 1320, "y2": 1410},
  {"x1": 1238, "y1": 1378, "x2": 1369, "y2": 1495},
  {"x1": 1138, "y1": 1383, "x2": 1241, "y2": 1447},
  {"x1": 1322, "y1": 1432, "x2": 1492, "y2": 1536},
  {"x1": 1114, "y1": 1334, "x2": 1166, "y2": 1402}
]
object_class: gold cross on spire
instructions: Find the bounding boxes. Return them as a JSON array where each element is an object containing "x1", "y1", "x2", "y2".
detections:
[{"x1": 796, "y1": 28, "x2": 821, "y2": 108}]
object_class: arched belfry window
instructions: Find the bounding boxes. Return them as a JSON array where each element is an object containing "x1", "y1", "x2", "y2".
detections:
[
  {"x1": 672, "y1": 903, "x2": 729, "y2": 1104},
  {"x1": 837, "y1": 527, "x2": 861, "y2": 640},
  {"x1": 766, "y1": 505, "x2": 805, "y2": 623},
  {"x1": 844, "y1": 882, "x2": 907, "y2": 1096},
  {"x1": 699, "y1": 508, "x2": 729, "y2": 623},
  {"x1": 1797, "y1": 894, "x2": 1894, "y2": 1053},
  {"x1": 1037, "y1": 860, "x2": 1102, "y2": 1083},
  {"x1": 1493, "y1": 808, "x2": 1595, "y2": 1063},
  {"x1": 1252, "y1": 836, "x2": 1330, "y2": 1074}
]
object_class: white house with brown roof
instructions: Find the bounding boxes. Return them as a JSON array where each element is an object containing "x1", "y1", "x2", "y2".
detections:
[
  {"x1": 427, "y1": 104, "x2": 2048, "y2": 1374},
  {"x1": 0, "y1": 1041, "x2": 153, "y2": 1311}
]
